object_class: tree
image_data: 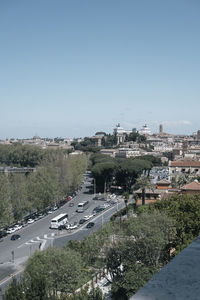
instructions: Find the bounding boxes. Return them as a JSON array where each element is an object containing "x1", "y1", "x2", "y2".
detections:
[
  {"x1": 23, "y1": 247, "x2": 88, "y2": 296},
  {"x1": 0, "y1": 174, "x2": 13, "y2": 227},
  {"x1": 106, "y1": 211, "x2": 175, "y2": 298},
  {"x1": 9, "y1": 173, "x2": 29, "y2": 220},
  {"x1": 134, "y1": 175, "x2": 154, "y2": 206},
  {"x1": 3, "y1": 277, "x2": 25, "y2": 300},
  {"x1": 115, "y1": 159, "x2": 152, "y2": 192}
]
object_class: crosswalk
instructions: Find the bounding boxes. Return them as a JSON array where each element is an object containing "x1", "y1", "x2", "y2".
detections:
[{"x1": 17, "y1": 233, "x2": 55, "y2": 250}]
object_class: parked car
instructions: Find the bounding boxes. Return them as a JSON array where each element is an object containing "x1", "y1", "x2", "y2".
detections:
[
  {"x1": 58, "y1": 225, "x2": 66, "y2": 230},
  {"x1": 79, "y1": 219, "x2": 86, "y2": 224},
  {"x1": 86, "y1": 222, "x2": 95, "y2": 228},
  {"x1": 22, "y1": 221, "x2": 28, "y2": 227},
  {"x1": 11, "y1": 234, "x2": 20, "y2": 240},
  {"x1": 83, "y1": 215, "x2": 91, "y2": 221},
  {"x1": 66, "y1": 223, "x2": 78, "y2": 230},
  {"x1": 27, "y1": 219, "x2": 34, "y2": 224},
  {"x1": 14, "y1": 224, "x2": 22, "y2": 231},
  {"x1": 0, "y1": 231, "x2": 7, "y2": 238},
  {"x1": 6, "y1": 228, "x2": 16, "y2": 234}
]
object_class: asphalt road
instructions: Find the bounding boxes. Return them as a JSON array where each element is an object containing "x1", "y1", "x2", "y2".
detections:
[{"x1": 0, "y1": 176, "x2": 124, "y2": 298}]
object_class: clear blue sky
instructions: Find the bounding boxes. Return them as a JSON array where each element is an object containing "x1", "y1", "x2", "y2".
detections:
[{"x1": 0, "y1": 0, "x2": 199, "y2": 139}]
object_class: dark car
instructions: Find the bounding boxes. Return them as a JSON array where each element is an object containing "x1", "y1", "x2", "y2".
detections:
[
  {"x1": 58, "y1": 225, "x2": 66, "y2": 230},
  {"x1": 86, "y1": 222, "x2": 95, "y2": 228},
  {"x1": 11, "y1": 234, "x2": 20, "y2": 240},
  {"x1": 69, "y1": 202, "x2": 74, "y2": 207},
  {"x1": 0, "y1": 231, "x2": 7, "y2": 238},
  {"x1": 79, "y1": 219, "x2": 86, "y2": 224}
]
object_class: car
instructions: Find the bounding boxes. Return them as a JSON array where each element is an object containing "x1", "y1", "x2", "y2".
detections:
[
  {"x1": 93, "y1": 206, "x2": 104, "y2": 213},
  {"x1": 86, "y1": 222, "x2": 95, "y2": 228},
  {"x1": 58, "y1": 225, "x2": 66, "y2": 230},
  {"x1": 66, "y1": 223, "x2": 78, "y2": 230},
  {"x1": 83, "y1": 215, "x2": 91, "y2": 221},
  {"x1": 0, "y1": 231, "x2": 7, "y2": 238},
  {"x1": 27, "y1": 219, "x2": 34, "y2": 224},
  {"x1": 22, "y1": 221, "x2": 28, "y2": 227},
  {"x1": 38, "y1": 213, "x2": 45, "y2": 219},
  {"x1": 69, "y1": 202, "x2": 74, "y2": 207},
  {"x1": 48, "y1": 210, "x2": 53, "y2": 214},
  {"x1": 14, "y1": 224, "x2": 22, "y2": 231},
  {"x1": 79, "y1": 219, "x2": 86, "y2": 224},
  {"x1": 6, "y1": 228, "x2": 16, "y2": 234},
  {"x1": 11, "y1": 234, "x2": 20, "y2": 240}
]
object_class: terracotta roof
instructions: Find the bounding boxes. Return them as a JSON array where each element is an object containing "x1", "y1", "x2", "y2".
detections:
[
  {"x1": 181, "y1": 181, "x2": 200, "y2": 191},
  {"x1": 170, "y1": 161, "x2": 200, "y2": 167}
]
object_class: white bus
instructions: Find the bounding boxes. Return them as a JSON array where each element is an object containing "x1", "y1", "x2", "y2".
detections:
[
  {"x1": 50, "y1": 213, "x2": 68, "y2": 229},
  {"x1": 77, "y1": 201, "x2": 89, "y2": 213}
]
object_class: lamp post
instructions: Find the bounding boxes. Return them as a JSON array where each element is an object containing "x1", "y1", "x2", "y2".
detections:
[{"x1": 94, "y1": 178, "x2": 96, "y2": 196}]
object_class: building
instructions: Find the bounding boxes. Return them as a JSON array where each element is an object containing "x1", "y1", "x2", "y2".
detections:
[
  {"x1": 139, "y1": 124, "x2": 151, "y2": 136},
  {"x1": 169, "y1": 160, "x2": 200, "y2": 178},
  {"x1": 134, "y1": 180, "x2": 171, "y2": 205},
  {"x1": 180, "y1": 181, "x2": 200, "y2": 195},
  {"x1": 113, "y1": 123, "x2": 132, "y2": 144},
  {"x1": 115, "y1": 148, "x2": 140, "y2": 158},
  {"x1": 100, "y1": 149, "x2": 118, "y2": 157},
  {"x1": 159, "y1": 124, "x2": 163, "y2": 134},
  {"x1": 197, "y1": 130, "x2": 200, "y2": 141}
]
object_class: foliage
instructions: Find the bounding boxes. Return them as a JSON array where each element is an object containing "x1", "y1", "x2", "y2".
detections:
[
  {"x1": 0, "y1": 152, "x2": 88, "y2": 227},
  {"x1": 3, "y1": 277, "x2": 25, "y2": 300},
  {"x1": 0, "y1": 144, "x2": 45, "y2": 167},
  {"x1": 90, "y1": 154, "x2": 153, "y2": 193},
  {"x1": 101, "y1": 134, "x2": 117, "y2": 148},
  {"x1": 72, "y1": 138, "x2": 101, "y2": 153},
  {"x1": 0, "y1": 174, "x2": 13, "y2": 227},
  {"x1": 111, "y1": 264, "x2": 156, "y2": 300},
  {"x1": 106, "y1": 212, "x2": 175, "y2": 298},
  {"x1": 60, "y1": 285, "x2": 105, "y2": 300},
  {"x1": 23, "y1": 247, "x2": 89, "y2": 297},
  {"x1": 137, "y1": 194, "x2": 200, "y2": 253},
  {"x1": 138, "y1": 155, "x2": 162, "y2": 166},
  {"x1": 5, "y1": 193, "x2": 200, "y2": 299}
]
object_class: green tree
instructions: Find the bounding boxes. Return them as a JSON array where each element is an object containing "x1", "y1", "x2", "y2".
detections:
[
  {"x1": 24, "y1": 247, "x2": 88, "y2": 296},
  {"x1": 0, "y1": 174, "x2": 12, "y2": 227},
  {"x1": 134, "y1": 175, "x2": 154, "y2": 206},
  {"x1": 3, "y1": 277, "x2": 25, "y2": 300},
  {"x1": 9, "y1": 173, "x2": 29, "y2": 220}
]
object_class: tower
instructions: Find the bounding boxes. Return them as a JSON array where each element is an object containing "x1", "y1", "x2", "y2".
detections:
[{"x1": 159, "y1": 124, "x2": 163, "y2": 134}]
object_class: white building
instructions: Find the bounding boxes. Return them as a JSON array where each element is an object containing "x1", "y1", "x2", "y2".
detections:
[{"x1": 139, "y1": 124, "x2": 151, "y2": 136}]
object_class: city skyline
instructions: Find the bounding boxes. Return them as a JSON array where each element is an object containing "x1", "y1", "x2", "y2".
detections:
[{"x1": 1, "y1": 0, "x2": 200, "y2": 139}]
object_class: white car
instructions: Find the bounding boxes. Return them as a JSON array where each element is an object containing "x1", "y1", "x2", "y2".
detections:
[
  {"x1": 14, "y1": 224, "x2": 22, "y2": 231},
  {"x1": 83, "y1": 215, "x2": 91, "y2": 221},
  {"x1": 66, "y1": 223, "x2": 78, "y2": 230},
  {"x1": 27, "y1": 219, "x2": 34, "y2": 224},
  {"x1": 6, "y1": 228, "x2": 16, "y2": 234}
]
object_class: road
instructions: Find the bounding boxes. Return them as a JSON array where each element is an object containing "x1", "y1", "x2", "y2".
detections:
[{"x1": 0, "y1": 176, "x2": 124, "y2": 298}]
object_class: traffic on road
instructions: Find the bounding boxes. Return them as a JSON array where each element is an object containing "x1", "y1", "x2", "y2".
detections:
[{"x1": 0, "y1": 171, "x2": 124, "y2": 294}]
